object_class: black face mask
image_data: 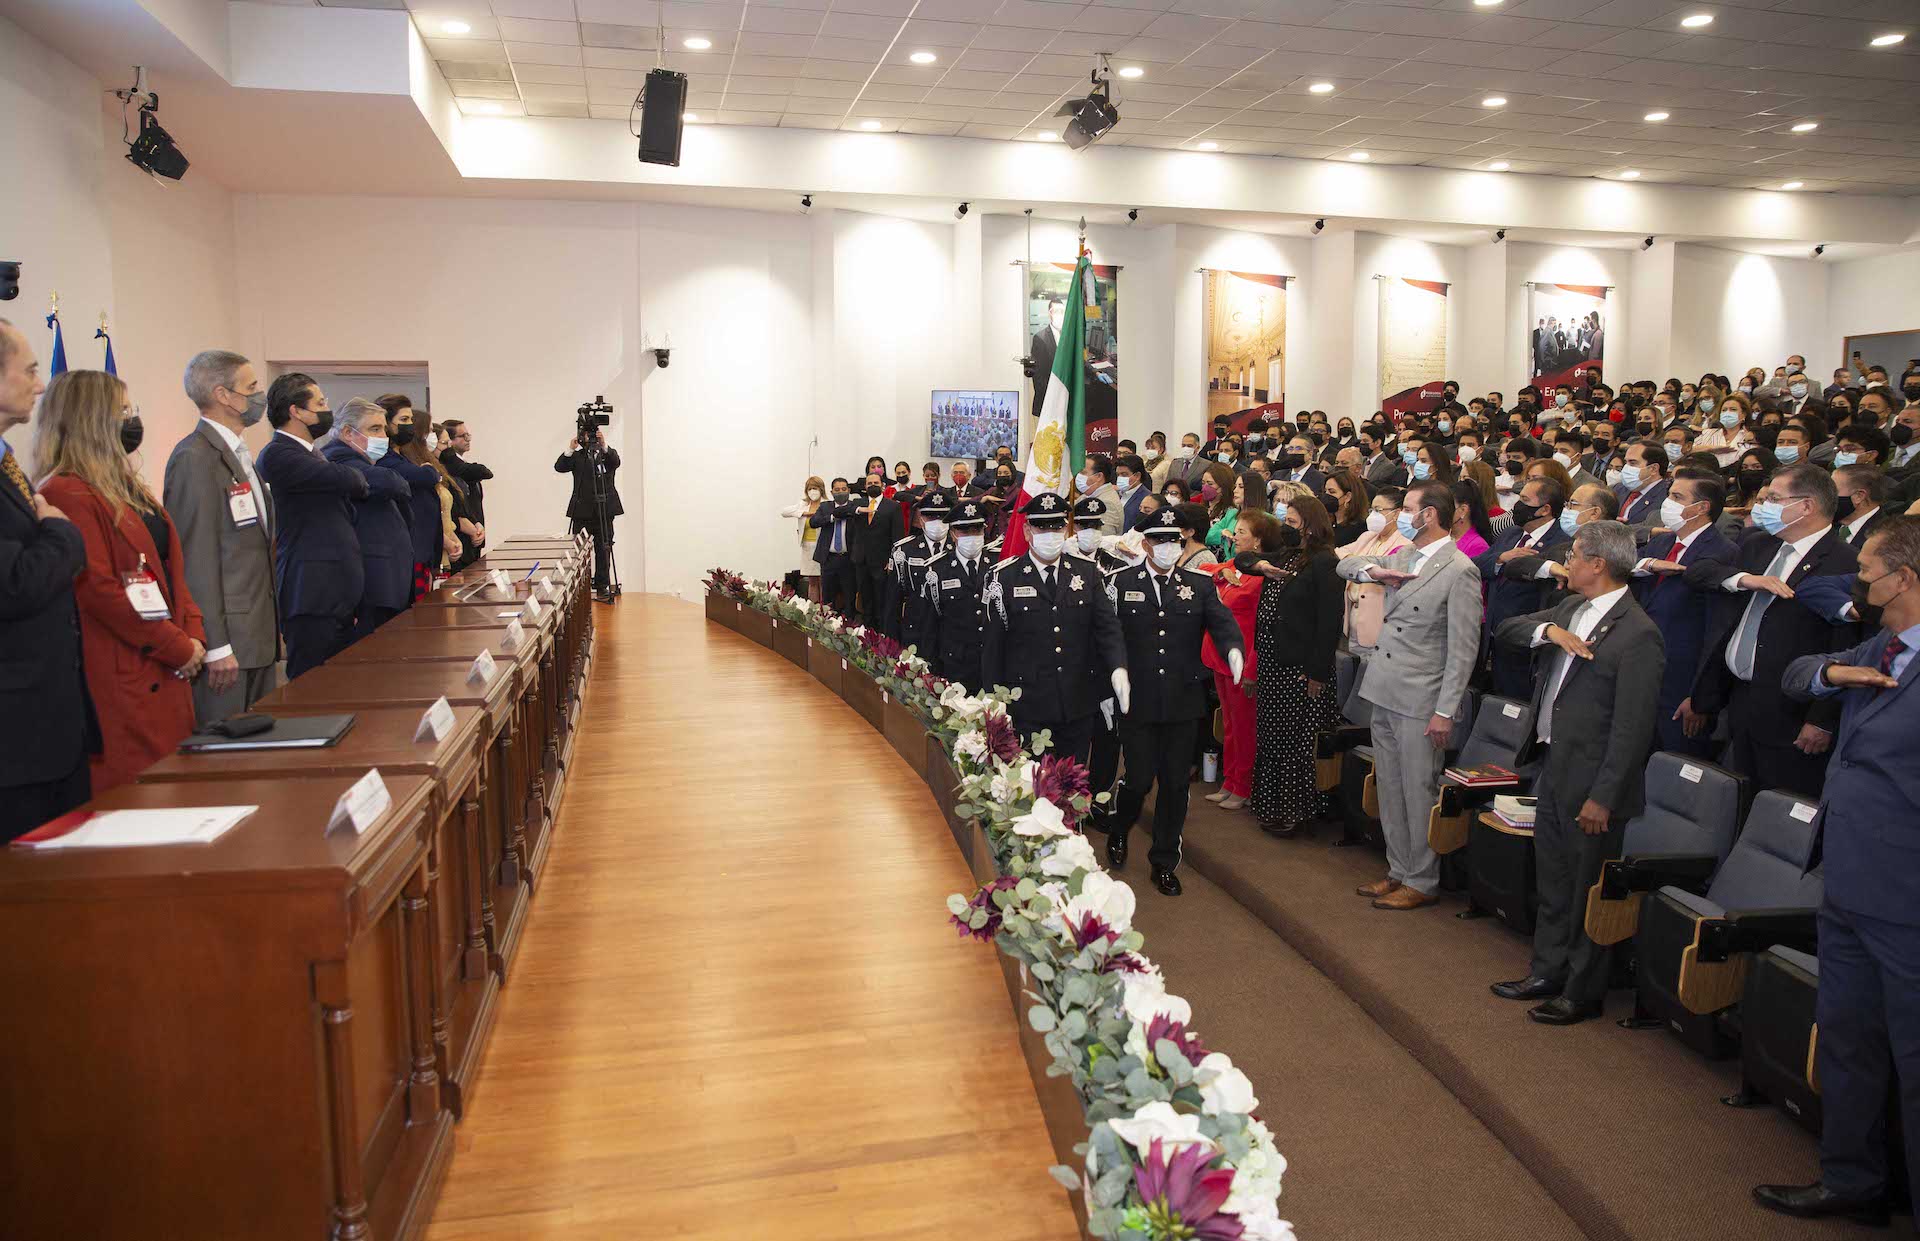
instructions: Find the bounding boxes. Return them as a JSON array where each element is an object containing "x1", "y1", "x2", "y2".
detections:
[
  {"x1": 1903, "y1": 384, "x2": 1920, "y2": 400},
  {"x1": 1851, "y1": 571, "x2": 1890, "y2": 629},
  {"x1": 304, "y1": 407, "x2": 334, "y2": 439},
  {"x1": 996, "y1": 474, "x2": 1013, "y2": 488},
  {"x1": 832, "y1": 491, "x2": 850, "y2": 503},
  {"x1": 390, "y1": 424, "x2": 417, "y2": 448},
  {"x1": 1737, "y1": 468, "x2": 1767, "y2": 492},
  {"x1": 1892, "y1": 424, "x2": 1914, "y2": 447},
  {"x1": 1510, "y1": 499, "x2": 1541, "y2": 526},
  {"x1": 895, "y1": 472, "x2": 909, "y2": 484},
  {"x1": 1502, "y1": 459, "x2": 1525, "y2": 476},
  {"x1": 867, "y1": 483, "x2": 884, "y2": 498},
  {"x1": 1278, "y1": 452, "x2": 1303, "y2": 470},
  {"x1": 1275, "y1": 524, "x2": 1302, "y2": 549},
  {"x1": 120, "y1": 415, "x2": 144, "y2": 455},
  {"x1": 1835, "y1": 493, "x2": 1857, "y2": 523}
]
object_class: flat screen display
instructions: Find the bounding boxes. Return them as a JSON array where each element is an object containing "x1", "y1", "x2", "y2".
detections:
[{"x1": 930, "y1": 389, "x2": 1019, "y2": 460}]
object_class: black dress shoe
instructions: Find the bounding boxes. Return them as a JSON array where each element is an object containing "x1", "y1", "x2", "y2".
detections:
[
  {"x1": 1491, "y1": 975, "x2": 1563, "y2": 1002},
  {"x1": 1106, "y1": 833, "x2": 1128, "y2": 869},
  {"x1": 1528, "y1": 996, "x2": 1601, "y2": 1026},
  {"x1": 1752, "y1": 1182, "x2": 1890, "y2": 1225},
  {"x1": 1259, "y1": 819, "x2": 1299, "y2": 839},
  {"x1": 1153, "y1": 869, "x2": 1183, "y2": 897}
]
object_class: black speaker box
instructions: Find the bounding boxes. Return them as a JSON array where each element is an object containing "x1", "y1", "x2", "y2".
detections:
[{"x1": 638, "y1": 68, "x2": 687, "y2": 167}]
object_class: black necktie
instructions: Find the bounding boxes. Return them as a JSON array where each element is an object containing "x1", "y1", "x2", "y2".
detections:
[{"x1": 1043, "y1": 565, "x2": 1056, "y2": 597}]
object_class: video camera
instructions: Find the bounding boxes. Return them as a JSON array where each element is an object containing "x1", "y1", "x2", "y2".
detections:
[{"x1": 576, "y1": 396, "x2": 612, "y2": 446}]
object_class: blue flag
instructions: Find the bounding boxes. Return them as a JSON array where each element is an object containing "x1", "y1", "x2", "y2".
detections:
[
  {"x1": 96, "y1": 325, "x2": 116, "y2": 376},
  {"x1": 45, "y1": 311, "x2": 66, "y2": 377}
]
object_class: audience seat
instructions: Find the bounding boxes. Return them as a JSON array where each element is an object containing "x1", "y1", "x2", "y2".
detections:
[
  {"x1": 1725, "y1": 945, "x2": 1821, "y2": 1136},
  {"x1": 1583, "y1": 754, "x2": 1748, "y2": 948},
  {"x1": 1429, "y1": 694, "x2": 1532, "y2": 857},
  {"x1": 1626, "y1": 791, "x2": 1823, "y2": 1058}
]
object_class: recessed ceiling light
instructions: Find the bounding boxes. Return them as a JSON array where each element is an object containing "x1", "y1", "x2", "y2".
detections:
[
  {"x1": 1487, "y1": 161, "x2": 1510, "y2": 171},
  {"x1": 1308, "y1": 81, "x2": 1335, "y2": 94},
  {"x1": 1035, "y1": 131, "x2": 1058, "y2": 141},
  {"x1": 440, "y1": 19, "x2": 471, "y2": 35},
  {"x1": 1781, "y1": 181, "x2": 1804, "y2": 190},
  {"x1": 1644, "y1": 110, "x2": 1669, "y2": 122},
  {"x1": 1619, "y1": 169, "x2": 1640, "y2": 179},
  {"x1": 910, "y1": 50, "x2": 937, "y2": 64},
  {"x1": 1348, "y1": 150, "x2": 1370, "y2": 160},
  {"x1": 1473, "y1": 0, "x2": 1501, "y2": 6},
  {"x1": 1871, "y1": 33, "x2": 1905, "y2": 47},
  {"x1": 1196, "y1": 141, "x2": 1219, "y2": 150},
  {"x1": 683, "y1": 36, "x2": 712, "y2": 50},
  {"x1": 1680, "y1": 13, "x2": 1713, "y2": 28},
  {"x1": 1118, "y1": 66, "x2": 1144, "y2": 79},
  {"x1": 860, "y1": 120, "x2": 883, "y2": 130},
  {"x1": 1790, "y1": 121, "x2": 1818, "y2": 132},
  {"x1": 1481, "y1": 95, "x2": 1506, "y2": 107},
  {"x1": 683, "y1": 112, "x2": 699, "y2": 122}
]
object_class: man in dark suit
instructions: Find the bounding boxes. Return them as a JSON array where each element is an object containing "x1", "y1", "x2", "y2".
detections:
[
  {"x1": 1833, "y1": 463, "x2": 1894, "y2": 552},
  {"x1": 1630, "y1": 470, "x2": 1737, "y2": 758},
  {"x1": 1757, "y1": 517, "x2": 1920, "y2": 1227},
  {"x1": 1276, "y1": 432, "x2": 1327, "y2": 495},
  {"x1": 848, "y1": 474, "x2": 904, "y2": 629},
  {"x1": 1687, "y1": 463, "x2": 1859, "y2": 797},
  {"x1": 437, "y1": 418, "x2": 491, "y2": 526},
  {"x1": 0, "y1": 319, "x2": 97, "y2": 841},
  {"x1": 1101, "y1": 509, "x2": 1244, "y2": 896},
  {"x1": 919, "y1": 499, "x2": 991, "y2": 687},
  {"x1": 1477, "y1": 476, "x2": 1570, "y2": 698},
  {"x1": 1611, "y1": 438, "x2": 1671, "y2": 541},
  {"x1": 321, "y1": 399, "x2": 413, "y2": 642},
  {"x1": 1029, "y1": 296, "x2": 1063, "y2": 416},
  {"x1": 1163, "y1": 433, "x2": 1208, "y2": 494},
  {"x1": 809, "y1": 478, "x2": 858, "y2": 617},
  {"x1": 1491, "y1": 521, "x2": 1664, "y2": 1024},
  {"x1": 1114, "y1": 453, "x2": 1148, "y2": 531},
  {"x1": 257, "y1": 374, "x2": 369, "y2": 680},
  {"x1": 554, "y1": 427, "x2": 623, "y2": 598}
]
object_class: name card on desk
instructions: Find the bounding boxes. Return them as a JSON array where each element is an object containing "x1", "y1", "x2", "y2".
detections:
[
  {"x1": 488, "y1": 568, "x2": 512, "y2": 593},
  {"x1": 523, "y1": 593, "x2": 544, "y2": 622},
  {"x1": 328, "y1": 770, "x2": 391, "y2": 835},
  {"x1": 504, "y1": 619, "x2": 526, "y2": 652},
  {"x1": 538, "y1": 575, "x2": 558, "y2": 602},
  {"x1": 414, "y1": 696, "x2": 456, "y2": 742},
  {"x1": 468, "y1": 649, "x2": 498, "y2": 686}
]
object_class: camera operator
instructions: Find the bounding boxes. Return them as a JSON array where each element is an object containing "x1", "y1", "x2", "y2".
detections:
[{"x1": 554, "y1": 414, "x2": 623, "y2": 599}]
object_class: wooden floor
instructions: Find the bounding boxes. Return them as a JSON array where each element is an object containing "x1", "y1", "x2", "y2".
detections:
[{"x1": 425, "y1": 595, "x2": 1077, "y2": 1240}]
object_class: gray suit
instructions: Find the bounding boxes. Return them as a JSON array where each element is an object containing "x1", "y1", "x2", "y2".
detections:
[
  {"x1": 1496, "y1": 589, "x2": 1664, "y2": 1006},
  {"x1": 164, "y1": 421, "x2": 280, "y2": 724},
  {"x1": 1337, "y1": 539, "x2": 1482, "y2": 894},
  {"x1": 1083, "y1": 482, "x2": 1123, "y2": 536}
]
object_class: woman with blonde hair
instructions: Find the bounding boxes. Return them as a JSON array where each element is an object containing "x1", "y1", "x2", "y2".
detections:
[
  {"x1": 34, "y1": 370, "x2": 206, "y2": 793},
  {"x1": 779, "y1": 474, "x2": 828, "y2": 601}
]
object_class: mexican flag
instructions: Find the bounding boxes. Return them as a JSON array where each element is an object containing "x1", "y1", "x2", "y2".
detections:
[{"x1": 1003, "y1": 252, "x2": 1091, "y2": 560}]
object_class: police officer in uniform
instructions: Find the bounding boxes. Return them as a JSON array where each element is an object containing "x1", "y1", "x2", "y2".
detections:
[
  {"x1": 1069, "y1": 495, "x2": 1134, "y2": 572},
  {"x1": 920, "y1": 499, "x2": 992, "y2": 688},
  {"x1": 1103, "y1": 509, "x2": 1245, "y2": 895},
  {"x1": 1070, "y1": 494, "x2": 1131, "y2": 814},
  {"x1": 883, "y1": 494, "x2": 951, "y2": 642},
  {"x1": 982, "y1": 491, "x2": 1129, "y2": 766}
]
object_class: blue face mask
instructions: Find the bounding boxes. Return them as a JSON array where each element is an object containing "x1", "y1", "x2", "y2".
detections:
[
  {"x1": 1559, "y1": 508, "x2": 1580, "y2": 536},
  {"x1": 1619, "y1": 464, "x2": 1643, "y2": 491},
  {"x1": 1699, "y1": 398, "x2": 1717, "y2": 414},
  {"x1": 1401, "y1": 447, "x2": 1418, "y2": 465},
  {"x1": 366, "y1": 434, "x2": 390, "y2": 461},
  {"x1": 1720, "y1": 410, "x2": 1739, "y2": 429},
  {"x1": 1775, "y1": 444, "x2": 1800, "y2": 464},
  {"x1": 1664, "y1": 441, "x2": 1683, "y2": 461},
  {"x1": 1395, "y1": 510, "x2": 1419, "y2": 540},
  {"x1": 1412, "y1": 461, "x2": 1432, "y2": 480},
  {"x1": 1833, "y1": 451, "x2": 1858, "y2": 468},
  {"x1": 1074, "y1": 472, "x2": 1088, "y2": 491},
  {"x1": 1436, "y1": 419, "x2": 1452, "y2": 434},
  {"x1": 1752, "y1": 500, "x2": 1789, "y2": 534}
]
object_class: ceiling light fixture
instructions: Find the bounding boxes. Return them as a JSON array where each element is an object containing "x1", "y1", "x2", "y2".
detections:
[
  {"x1": 910, "y1": 50, "x2": 937, "y2": 64},
  {"x1": 1348, "y1": 150, "x2": 1370, "y2": 160},
  {"x1": 1057, "y1": 55, "x2": 1120, "y2": 151},
  {"x1": 1196, "y1": 141, "x2": 1219, "y2": 150},
  {"x1": 1118, "y1": 65, "x2": 1144, "y2": 78},
  {"x1": 1473, "y1": 0, "x2": 1502, "y2": 6},
  {"x1": 440, "y1": 19, "x2": 471, "y2": 35},
  {"x1": 1619, "y1": 169, "x2": 1640, "y2": 179},
  {"x1": 1781, "y1": 180, "x2": 1803, "y2": 190},
  {"x1": 1035, "y1": 131, "x2": 1059, "y2": 141},
  {"x1": 683, "y1": 36, "x2": 712, "y2": 50},
  {"x1": 1308, "y1": 81, "x2": 1334, "y2": 94},
  {"x1": 683, "y1": 112, "x2": 699, "y2": 122},
  {"x1": 1871, "y1": 33, "x2": 1905, "y2": 47},
  {"x1": 1644, "y1": 110, "x2": 1669, "y2": 121},
  {"x1": 1790, "y1": 121, "x2": 1818, "y2": 132},
  {"x1": 1487, "y1": 161, "x2": 1510, "y2": 170},
  {"x1": 859, "y1": 119, "x2": 883, "y2": 130},
  {"x1": 1680, "y1": 13, "x2": 1713, "y2": 28},
  {"x1": 1481, "y1": 95, "x2": 1506, "y2": 107}
]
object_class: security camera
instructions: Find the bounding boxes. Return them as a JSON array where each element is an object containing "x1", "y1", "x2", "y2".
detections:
[
  {"x1": 800, "y1": 193, "x2": 812, "y2": 213},
  {"x1": 0, "y1": 260, "x2": 18, "y2": 301},
  {"x1": 644, "y1": 333, "x2": 672, "y2": 368},
  {"x1": 1127, "y1": 208, "x2": 1139, "y2": 223},
  {"x1": 955, "y1": 201, "x2": 969, "y2": 219},
  {"x1": 1494, "y1": 229, "x2": 1506, "y2": 244},
  {"x1": 653, "y1": 347, "x2": 670, "y2": 367},
  {"x1": 1641, "y1": 236, "x2": 1655, "y2": 250},
  {"x1": 1312, "y1": 218, "x2": 1326, "y2": 234},
  {"x1": 1813, "y1": 243, "x2": 1826, "y2": 258}
]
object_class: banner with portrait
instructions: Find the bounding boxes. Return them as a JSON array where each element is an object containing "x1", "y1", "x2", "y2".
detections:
[
  {"x1": 1527, "y1": 283, "x2": 1609, "y2": 391},
  {"x1": 1027, "y1": 261, "x2": 1119, "y2": 457},
  {"x1": 1202, "y1": 269, "x2": 1288, "y2": 434},
  {"x1": 1377, "y1": 277, "x2": 1449, "y2": 418}
]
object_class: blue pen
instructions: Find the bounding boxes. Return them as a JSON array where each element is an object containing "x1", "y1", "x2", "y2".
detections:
[{"x1": 520, "y1": 561, "x2": 541, "y2": 582}]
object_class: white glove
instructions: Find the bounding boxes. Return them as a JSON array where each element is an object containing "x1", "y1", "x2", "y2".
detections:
[
  {"x1": 1228, "y1": 647, "x2": 1245, "y2": 685},
  {"x1": 1111, "y1": 667, "x2": 1131, "y2": 715},
  {"x1": 1100, "y1": 699, "x2": 1115, "y2": 730}
]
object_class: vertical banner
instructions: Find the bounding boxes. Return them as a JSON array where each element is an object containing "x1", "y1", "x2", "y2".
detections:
[
  {"x1": 1526, "y1": 283, "x2": 1609, "y2": 391},
  {"x1": 1027, "y1": 261, "x2": 1119, "y2": 457},
  {"x1": 1377, "y1": 277, "x2": 1448, "y2": 419},
  {"x1": 1201, "y1": 269, "x2": 1288, "y2": 434}
]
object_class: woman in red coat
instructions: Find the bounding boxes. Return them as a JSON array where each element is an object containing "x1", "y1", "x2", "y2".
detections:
[
  {"x1": 34, "y1": 370, "x2": 206, "y2": 794},
  {"x1": 1199, "y1": 511, "x2": 1269, "y2": 811}
]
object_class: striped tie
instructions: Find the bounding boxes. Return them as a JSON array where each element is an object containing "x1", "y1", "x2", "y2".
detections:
[{"x1": 2, "y1": 449, "x2": 31, "y2": 506}]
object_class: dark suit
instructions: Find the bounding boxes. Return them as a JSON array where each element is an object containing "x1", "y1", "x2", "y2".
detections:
[
  {"x1": 1690, "y1": 526, "x2": 1859, "y2": 797},
  {"x1": 1030, "y1": 324, "x2": 1058, "y2": 416},
  {"x1": 321, "y1": 440, "x2": 412, "y2": 640},
  {"x1": 1121, "y1": 485, "x2": 1146, "y2": 532},
  {"x1": 440, "y1": 449, "x2": 491, "y2": 525},
  {"x1": 554, "y1": 445, "x2": 623, "y2": 591},
  {"x1": 1613, "y1": 477, "x2": 1671, "y2": 537},
  {"x1": 1363, "y1": 453, "x2": 1408, "y2": 489},
  {"x1": 257, "y1": 432, "x2": 369, "y2": 679},
  {"x1": 1783, "y1": 631, "x2": 1920, "y2": 1203},
  {"x1": 0, "y1": 453, "x2": 96, "y2": 840},
  {"x1": 849, "y1": 495, "x2": 904, "y2": 629},
  {"x1": 1280, "y1": 466, "x2": 1327, "y2": 496},
  {"x1": 809, "y1": 497, "x2": 858, "y2": 616},
  {"x1": 1839, "y1": 505, "x2": 1893, "y2": 550},
  {"x1": 919, "y1": 549, "x2": 990, "y2": 688},
  {"x1": 1477, "y1": 521, "x2": 1571, "y2": 698},
  {"x1": 1632, "y1": 523, "x2": 1736, "y2": 757},
  {"x1": 1498, "y1": 590, "x2": 1664, "y2": 1007},
  {"x1": 981, "y1": 553, "x2": 1127, "y2": 765}
]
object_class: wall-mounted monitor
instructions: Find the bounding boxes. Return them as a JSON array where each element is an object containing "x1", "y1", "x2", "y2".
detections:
[{"x1": 930, "y1": 389, "x2": 1019, "y2": 460}]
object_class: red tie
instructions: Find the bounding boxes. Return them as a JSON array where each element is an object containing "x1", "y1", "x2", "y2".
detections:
[{"x1": 1881, "y1": 635, "x2": 1907, "y2": 678}]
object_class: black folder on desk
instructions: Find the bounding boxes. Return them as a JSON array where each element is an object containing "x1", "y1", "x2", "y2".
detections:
[{"x1": 177, "y1": 714, "x2": 356, "y2": 752}]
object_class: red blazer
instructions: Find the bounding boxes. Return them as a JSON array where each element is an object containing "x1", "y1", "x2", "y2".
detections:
[
  {"x1": 39, "y1": 474, "x2": 206, "y2": 794},
  {"x1": 1200, "y1": 560, "x2": 1262, "y2": 681}
]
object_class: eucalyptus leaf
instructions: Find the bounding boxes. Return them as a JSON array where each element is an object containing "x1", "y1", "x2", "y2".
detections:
[{"x1": 1027, "y1": 1004, "x2": 1057, "y2": 1033}]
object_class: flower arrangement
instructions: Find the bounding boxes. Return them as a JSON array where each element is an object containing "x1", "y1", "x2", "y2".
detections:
[{"x1": 705, "y1": 571, "x2": 1292, "y2": 1240}]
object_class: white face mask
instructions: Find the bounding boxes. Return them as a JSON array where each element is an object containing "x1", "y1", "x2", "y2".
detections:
[
  {"x1": 1366, "y1": 510, "x2": 1389, "y2": 535},
  {"x1": 424, "y1": 433, "x2": 438, "y2": 452},
  {"x1": 1148, "y1": 540, "x2": 1181, "y2": 570},
  {"x1": 807, "y1": 487, "x2": 822, "y2": 501},
  {"x1": 924, "y1": 520, "x2": 948, "y2": 541},
  {"x1": 1553, "y1": 451, "x2": 1573, "y2": 469},
  {"x1": 1457, "y1": 445, "x2": 1477, "y2": 464},
  {"x1": 1660, "y1": 497, "x2": 1689, "y2": 530},
  {"x1": 1115, "y1": 475, "x2": 1134, "y2": 493},
  {"x1": 1143, "y1": 447, "x2": 1161, "y2": 462},
  {"x1": 1074, "y1": 529, "x2": 1100, "y2": 553},
  {"x1": 1216, "y1": 452, "x2": 1233, "y2": 464},
  {"x1": 956, "y1": 533, "x2": 984, "y2": 558},
  {"x1": 1180, "y1": 445, "x2": 1197, "y2": 459},
  {"x1": 1030, "y1": 530, "x2": 1066, "y2": 561},
  {"x1": 1605, "y1": 468, "x2": 1623, "y2": 488}
]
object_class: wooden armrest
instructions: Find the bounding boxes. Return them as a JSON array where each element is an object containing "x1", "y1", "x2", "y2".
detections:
[
  {"x1": 1428, "y1": 801, "x2": 1471, "y2": 854},
  {"x1": 1475, "y1": 810, "x2": 1534, "y2": 838},
  {"x1": 1808, "y1": 1024, "x2": 1820, "y2": 1095},
  {"x1": 1361, "y1": 770, "x2": 1379, "y2": 819}
]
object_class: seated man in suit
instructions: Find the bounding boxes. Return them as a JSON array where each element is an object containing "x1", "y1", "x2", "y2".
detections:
[
  {"x1": 1477, "y1": 476, "x2": 1569, "y2": 698},
  {"x1": 1757, "y1": 517, "x2": 1920, "y2": 1227},
  {"x1": 1491, "y1": 521, "x2": 1664, "y2": 1024},
  {"x1": 1686, "y1": 462, "x2": 1859, "y2": 797},
  {"x1": 1631, "y1": 469, "x2": 1736, "y2": 757},
  {"x1": 1833, "y1": 463, "x2": 1895, "y2": 551},
  {"x1": 1612, "y1": 438, "x2": 1672, "y2": 542}
]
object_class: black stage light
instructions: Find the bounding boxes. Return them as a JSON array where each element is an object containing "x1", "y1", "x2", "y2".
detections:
[
  {"x1": 0, "y1": 261, "x2": 19, "y2": 302},
  {"x1": 637, "y1": 68, "x2": 687, "y2": 167},
  {"x1": 1057, "y1": 81, "x2": 1119, "y2": 151},
  {"x1": 127, "y1": 99, "x2": 189, "y2": 180}
]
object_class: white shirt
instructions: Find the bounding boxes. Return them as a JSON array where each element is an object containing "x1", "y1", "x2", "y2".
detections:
[
  {"x1": 1531, "y1": 586, "x2": 1628, "y2": 743},
  {"x1": 273, "y1": 428, "x2": 315, "y2": 454},
  {"x1": 1409, "y1": 534, "x2": 1456, "y2": 575},
  {"x1": 1895, "y1": 441, "x2": 1920, "y2": 469},
  {"x1": 1633, "y1": 522, "x2": 1707, "y2": 575},
  {"x1": 1841, "y1": 506, "x2": 1880, "y2": 545},
  {"x1": 1720, "y1": 524, "x2": 1829, "y2": 592}
]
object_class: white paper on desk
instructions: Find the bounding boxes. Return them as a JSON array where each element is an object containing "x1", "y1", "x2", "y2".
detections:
[
  {"x1": 32, "y1": 806, "x2": 256, "y2": 849},
  {"x1": 538, "y1": 576, "x2": 557, "y2": 602},
  {"x1": 523, "y1": 593, "x2": 543, "y2": 622},
  {"x1": 496, "y1": 611, "x2": 522, "y2": 619}
]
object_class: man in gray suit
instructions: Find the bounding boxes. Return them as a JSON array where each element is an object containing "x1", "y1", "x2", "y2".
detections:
[
  {"x1": 1489, "y1": 522, "x2": 1665, "y2": 1024},
  {"x1": 164, "y1": 350, "x2": 280, "y2": 725},
  {"x1": 1336, "y1": 481, "x2": 1483, "y2": 910}
]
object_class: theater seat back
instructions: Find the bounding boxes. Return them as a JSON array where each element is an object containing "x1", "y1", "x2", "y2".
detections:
[
  {"x1": 1453, "y1": 695, "x2": 1531, "y2": 770},
  {"x1": 1622, "y1": 753, "x2": 1745, "y2": 862},
  {"x1": 1337, "y1": 653, "x2": 1373, "y2": 730},
  {"x1": 1707, "y1": 791, "x2": 1824, "y2": 911}
]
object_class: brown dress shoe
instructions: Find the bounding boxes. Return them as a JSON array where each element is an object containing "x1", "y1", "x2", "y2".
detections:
[
  {"x1": 1357, "y1": 878, "x2": 1401, "y2": 898},
  {"x1": 1372, "y1": 886, "x2": 1437, "y2": 911}
]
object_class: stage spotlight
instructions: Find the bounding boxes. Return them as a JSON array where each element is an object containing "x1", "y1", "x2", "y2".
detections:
[
  {"x1": 1127, "y1": 209, "x2": 1139, "y2": 223},
  {"x1": 1642, "y1": 236, "x2": 1655, "y2": 250},
  {"x1": 1494, "y1": 229, "x2": 1506, "y2": 244},
  {"x1": 1312, "y1": 218, "x2": 1325, "y2": 234},
  {"x1": 1813, "y1": 243, "x2": 1826, "y2": 258},
  {"x1": 1056, "y1": 58, "x2": 1119, "y2": 151},
  {"x1": 0, "y1": 261, "x2": 18, "y2": 301},
  {"x1": 955, "y1": 201, "x2": 969, "y2": 219},
  {"x1": 116, "y1": 71, "x2": 189, "y2": 182},
  {"x1": 800, "y1": 194, "x2": 812, "y2": 213}
]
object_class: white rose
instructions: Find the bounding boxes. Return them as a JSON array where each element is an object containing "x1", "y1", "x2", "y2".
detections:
[
  {"x1": 954, "y1": 730, "x2": 988, "y2": 763},
  {"x1": 988, "y1": 773, "x2": 1014, "y2": 804},
  {"x1": 1011, "y1": 797, "x2": 1072, "y2": 839},
  {"x1": 1224, "y1": 1117, "x2": 1288, "y2": 1217},
  {"x1": 1063, "y1": 869, "x2": 1136, "y2": 935},
  {"x1": 1197, "y1": 1052, "x2": 1258, "y2": 1116},
  {"x1": 1105, "y1": 1101, "x2": 1211, "y2": 1156},
  {"x1": 1121, "y1": 969, "x2": 1188, "y2": 1029},
  {"x1": 1039, "y1": 832, "x2": 1098, "y2": 878},
  {"x1": 1231, "y1": 1199, "x2": 1296, "y2": 1241}
]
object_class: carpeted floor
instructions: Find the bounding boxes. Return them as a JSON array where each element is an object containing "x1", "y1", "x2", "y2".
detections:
[{"x1": 1136, "y1": 793, "x2": 1869, "y2": 1241}]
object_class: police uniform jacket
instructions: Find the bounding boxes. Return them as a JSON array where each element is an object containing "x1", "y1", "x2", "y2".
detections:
[
  {"x1": 981, "y1": 553, "x2": 1125, "y2": 720},
  {"x1": 920, "y1": 547, "x2": 990, "y2": 684},
  {"x1": 883, "y1": 532, "x2": 947, "y2": 642},
  {"x1": 1107, "y1": 563, "x2": 1244, "y2": 723}
]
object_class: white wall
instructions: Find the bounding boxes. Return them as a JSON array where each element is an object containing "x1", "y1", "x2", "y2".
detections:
[
  {"x1": 1670, "y1": 245, "x2": 1828, "y2": 381},
  {"x1": 1827, "y1": 250, "x2": 1920, "y2": 374}
]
